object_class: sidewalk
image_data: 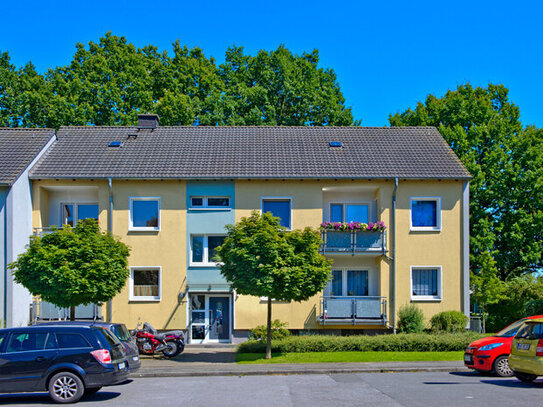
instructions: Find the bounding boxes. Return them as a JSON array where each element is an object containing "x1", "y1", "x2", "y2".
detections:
[{"x1": 133, "y1": 345, "x2": 469, "y2": 378}]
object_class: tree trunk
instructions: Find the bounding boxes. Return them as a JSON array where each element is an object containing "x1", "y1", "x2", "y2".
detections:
[
  {"x1": 266, "y1": 297, "x2": 272, "y2": 360},
  {"x1": 70, "y1": 306, "x2": 76, "y2": 321}
]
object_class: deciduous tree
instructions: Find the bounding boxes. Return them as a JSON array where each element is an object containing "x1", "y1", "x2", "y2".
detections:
[
  {"x1": 9, "y1": 219, "x2": 130, "y2": 320},
  {"x1": 216, "y1": 212, "x2": 331, "y2": 359}
]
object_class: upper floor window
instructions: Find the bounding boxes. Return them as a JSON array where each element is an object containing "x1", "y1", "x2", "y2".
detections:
[
  {"x1": 191, "y1": 235, "x2": 226, "y2": 266},
  {"x1": 330, "y1": 203, "x2": 369, "y2": 223},
  {"x1": 410, "y1": 197, "x2": 441, "y2": 231},
  {"x1": 190, "y1": 196, "x2": 230, "y2": 209},
  {"x1": 411, "y1": 266, "x2": 442, "y2": 301},
  {"x1": 61, "y1": 203, "x2": 99, "y2": 226},
  {"x1": 261, "y1": 197, "x2": 292, "y2": 229},
  {"x1": 129, "y1": 197, "x2": 160, "y2": 231}
]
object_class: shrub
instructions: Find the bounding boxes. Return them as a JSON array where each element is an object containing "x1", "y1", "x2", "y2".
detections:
[
  {"x1": 397, "y1": 304, "x2": 424, "y2": 333},
  {"x1": 237, "y1": 332, "x2": 485, "y2": 353},
  {"x1": 250, "y1": 320, "x2": 290, "y2": 341},
  {"x1": 430, "y1": 311, "x2": 468, "y2": 333}
]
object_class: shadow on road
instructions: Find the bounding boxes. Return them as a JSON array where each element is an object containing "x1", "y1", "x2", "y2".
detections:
[
  {"x1": 0, "y1": 391, "x2": 121, "y2": 404},
  {"x1": 481, "y1": 379, "x2": 543, "y2": 389},
  {"x1": 449, "y1": 371, "x2": 490, "y2": 377}
]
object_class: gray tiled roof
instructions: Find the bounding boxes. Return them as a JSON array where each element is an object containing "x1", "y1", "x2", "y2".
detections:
[
  {"x1": 0, "y1": 128, "x2": 55, "y2": 185},
  {"x1": 29, "y1": 126, "x2": 471, "y2": 180}
]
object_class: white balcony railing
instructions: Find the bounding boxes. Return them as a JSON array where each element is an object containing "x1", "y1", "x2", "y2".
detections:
[
  {"x1": 320, "y1": 230, "x2": 386, "y2": 255},
  {"x1": 318, "y1": 296, "x2": 387, "y2": 325}
]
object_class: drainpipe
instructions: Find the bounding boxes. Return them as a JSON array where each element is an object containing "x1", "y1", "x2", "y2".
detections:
[
  {"x1": 107, "y1": 178, "x2": 113, "y2": 322},
  {"x1": 3, "y1": 192, "x2": 7, "y2": 326},
  {"x1": 392, "y1": 178, "x2": 398, "y2": 334}
]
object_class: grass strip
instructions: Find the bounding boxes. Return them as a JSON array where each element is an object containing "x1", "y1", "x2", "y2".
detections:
[{"x1": 237, "y1": 351, "x2": 464, "y2": 364}]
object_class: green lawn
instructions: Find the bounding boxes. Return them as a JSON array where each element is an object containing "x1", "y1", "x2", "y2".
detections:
[{"x1": 236, "y1": 351, "x2": 464, "y2": 364}]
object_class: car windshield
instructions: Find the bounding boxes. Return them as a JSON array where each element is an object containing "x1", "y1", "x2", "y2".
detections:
[
  {"x1": 112, "y1": 324, "x2": 132, "y2": 341},
  {"x1": 495, "y1": 319, "x2": 526, "y2": 337}
]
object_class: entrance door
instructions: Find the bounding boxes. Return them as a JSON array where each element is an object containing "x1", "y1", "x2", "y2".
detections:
[{"x1": 189, "y1": 294, "x2": 231, "y2": 344}]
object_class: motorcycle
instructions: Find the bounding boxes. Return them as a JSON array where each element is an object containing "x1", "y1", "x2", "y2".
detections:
[{"x1": 131, "y1": 322, "x2": 185, "y2": 358}]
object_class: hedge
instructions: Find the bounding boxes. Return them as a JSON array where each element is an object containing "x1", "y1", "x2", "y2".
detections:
[{"x1": 237, "y1": 332, "x2": 486, "y2": 353}]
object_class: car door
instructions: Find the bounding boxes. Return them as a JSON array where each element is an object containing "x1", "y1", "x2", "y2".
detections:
[{"x1": 0, "y1": 330, "x2": 58, "y2": 392}]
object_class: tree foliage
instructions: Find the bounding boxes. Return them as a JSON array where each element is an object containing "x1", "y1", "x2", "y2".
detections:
[
  {"x1": 9, "y1": 219, "x2": 130, "y2": 313},
  {"x1": 389, "y1": 83, "x2": 543, "y2": 309},
  {"x1": 216, "y1": 212, "x2": 331, "y2": 357},
  {"x1": 0, "y1": 33, "x2": 354, "y2": 128}
]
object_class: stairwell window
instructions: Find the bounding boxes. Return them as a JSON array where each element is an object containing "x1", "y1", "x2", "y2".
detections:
[
  {"x1": 190, "y1": 235, "x2": 226, "y2": 266},
  {"x1": 190, "y1": 196, "x2": 230, "y2": 209},
  {"x1": 129, "y1": 197, "x2": 160, "y2": 231},
  {"x1": 410, "y1": 197, "x2": 441, "y2": 231},
  {"x1": 261, "y1": 197, "x2": 292, "y2": 229},
  {"x1": 130, "y1": 267, "x2": 161, "y2": 301},
  {"x1": 411, "y1": 266, "x2": 442, "y2": 301}
]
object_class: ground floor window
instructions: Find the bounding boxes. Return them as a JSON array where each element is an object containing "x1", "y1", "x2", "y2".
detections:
[
  {"x1": 411, "y1": 266, "x2": 442, "y2": 301},
  {"x1": 327, "y1": 269, "x2": 368, "y2": 296},
  {"x1": 130, "y1": 267, "x2": 161, "y2": 301}
]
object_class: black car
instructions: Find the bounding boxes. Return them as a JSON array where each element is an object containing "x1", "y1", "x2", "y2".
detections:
[
  {"x1": 0, "y1": 325, "x2": 129, "y2": 403},
  {"x1": 38, "y1": 321, "x2": 141, "y2": 372}
]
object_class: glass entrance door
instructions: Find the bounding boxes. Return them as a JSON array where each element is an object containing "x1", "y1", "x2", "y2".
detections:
[{"x1": 190, "y1": 294, "x2": 231, "y2": 343}]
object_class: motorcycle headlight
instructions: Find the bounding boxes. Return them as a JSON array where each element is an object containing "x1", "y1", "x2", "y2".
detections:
[{"x1": 479, "y1": 342, "x2": 504, "y2": 351}]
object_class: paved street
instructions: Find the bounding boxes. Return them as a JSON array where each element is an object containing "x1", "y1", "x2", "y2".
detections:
[{"x1": 2, "y1": 371, "x2": 543, "y2": 406}]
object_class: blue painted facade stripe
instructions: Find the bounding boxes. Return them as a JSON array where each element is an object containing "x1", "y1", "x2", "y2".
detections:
[{"x1": 186, "y1": 181, "x2": 235, "y2": 289}]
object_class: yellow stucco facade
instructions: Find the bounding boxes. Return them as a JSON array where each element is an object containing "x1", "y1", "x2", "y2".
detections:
[{"x1": 31, "y1": 177, "x2": 468, "y2": 339}]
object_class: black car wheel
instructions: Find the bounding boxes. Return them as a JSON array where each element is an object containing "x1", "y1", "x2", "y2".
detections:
[
  {"x1": 513, "y1": 371, "x2": 538, "y2": 383},
  {"x1": 48, "y1": 371, "x2": 84, "y2": 403},
  {"x1": 162, "y1": 340, "x2": 181, "y2": 357},
  {"x1": 493, "y1": 355, "x2": 513, "y2": 377}
]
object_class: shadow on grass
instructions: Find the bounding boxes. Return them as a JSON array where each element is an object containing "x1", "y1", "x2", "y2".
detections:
[{"x1": 236, "y1": 353, "x2": 286, "y2": 363}]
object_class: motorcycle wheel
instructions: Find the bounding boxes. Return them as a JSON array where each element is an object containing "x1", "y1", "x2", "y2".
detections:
[{"x1": 162, "y1": 340, "x2": 181, "y2": 358}]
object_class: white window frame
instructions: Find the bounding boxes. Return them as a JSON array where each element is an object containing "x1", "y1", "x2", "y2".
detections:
[
  {"x1": 325, "y1": 268, "x2": 370, "y2": 297},
  {"x1": 410, "y1": 197, "x2": 442, "y2": 231},
  {"x1": 129, "y1": 266, "x2": 162, "y2": 301},
  {"x1": 260, "y1": 196, "x2": 293, "y2": 230},
  {"x1": 410, "y1": 266, "x2": 442, "y2": 301},
  {"x1": 328, "y1": 201, "x2": 371, "y2": 223},
  {"x1": 189, "y1": 196, "x2": 231, "y2": 210},
  {"x1": 60, "y1": 202, "x2": 99, "y2": 226},
  {"x1": 129, "y1": 197, "x2": 161, "y2": 231},
  {"x1": 190, "y1": 234, "x2": 227, "y2": 267}
]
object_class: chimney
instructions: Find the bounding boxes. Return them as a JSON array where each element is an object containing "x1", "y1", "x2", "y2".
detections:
[{"x1": 137, "y1": 114, "x2": 159, "y2": 129}]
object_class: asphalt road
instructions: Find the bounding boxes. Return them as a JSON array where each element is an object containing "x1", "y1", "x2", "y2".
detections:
[{"x1": 1, "y1": 371, "x2": 542, "y2": 406}]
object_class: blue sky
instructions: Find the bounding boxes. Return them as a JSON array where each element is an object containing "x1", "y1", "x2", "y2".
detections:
[{"x1": 1, "y1": 0, "x2": 541, "y2": 127}]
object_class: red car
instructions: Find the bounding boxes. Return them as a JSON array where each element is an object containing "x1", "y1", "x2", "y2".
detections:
[{"x1": 464, "y1": 315, "x2": 543, "y2": 376}]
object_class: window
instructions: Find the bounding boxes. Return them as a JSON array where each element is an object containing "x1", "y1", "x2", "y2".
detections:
[
  {"x1": 326, "y1": 269, "x2": 368, "y2": 297},
  {"x1": 6, "y1": 332, "x2": 48, "y2": 352},
  {"x1": 61, "y1": 203, "x2": 99, "y2": 226},
  {"x1": 330, "y1": 203, "x2": 369, "y2": 223},
  {"x1": 191, "y1": 235, "x2": 226, "y2": 265},
  {"x1": 130, "y1": 267, "x2": 161, "y2": 301},
  {"x1": 129, "y1": 197, "x2": 160, "y2": 231},
  {"x1": 190, "y1": 196, "x2": 230, "y2": 209},
  {"x1": 261, "y1": 197, "x2": 292, "y2": 229},
  {"x1": 410, "y1": 197, "x2": 441, "y2": 231},
  {"x1": 411, "y1": 267, "x2": 442, "y2": 301},
  {"x1": 56, "y1": 334, "x2": 91, "y2": 349}
]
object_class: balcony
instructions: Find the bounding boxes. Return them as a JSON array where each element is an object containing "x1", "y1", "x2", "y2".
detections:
[
  {"x1": 33, "y1": 227, "x2": 56, "y2": 236},
  {"x1": 318, "y1": 296, "x2": 387, "y2": 325},
  {"x1": 320, "y1": 230, "x2": 386, "y2": 255}
]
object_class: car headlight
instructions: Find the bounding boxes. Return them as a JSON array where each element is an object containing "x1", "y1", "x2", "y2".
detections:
[{"x1": 479, "y1": 343, "x2": 504, "y2": 351}]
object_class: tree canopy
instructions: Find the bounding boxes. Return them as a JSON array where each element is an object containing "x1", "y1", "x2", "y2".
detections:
[
  {"x1": 389, "y1": 83, "x2": 543, "y2": 310},
  {"x1": 216, "y1": 212, "x2": 331, "y2": 357},
  {"x1": 0, "y1": 33, "x2": 355, "y2": 128},
  {"x1": 9, "y1": 219, "x2": 131, "y2": 319}
]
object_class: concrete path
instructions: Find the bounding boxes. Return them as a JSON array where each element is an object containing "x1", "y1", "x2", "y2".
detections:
[{"x1": 134, "y1": 345, "x2": 469, "y2": 377}]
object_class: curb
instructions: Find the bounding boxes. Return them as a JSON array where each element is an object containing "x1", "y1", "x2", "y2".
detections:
[{"x1": 132, "y1": 366, "x2": 469, "y2": 378}]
